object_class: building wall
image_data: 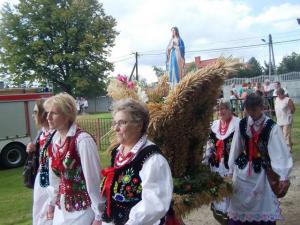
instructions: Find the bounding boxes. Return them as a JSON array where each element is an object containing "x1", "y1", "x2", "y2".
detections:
[{"x1": 86, "y1": 96, "x2": 112, "y2": 113}]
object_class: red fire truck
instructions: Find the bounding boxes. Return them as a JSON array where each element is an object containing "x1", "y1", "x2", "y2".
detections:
[{"x1": 0, "y1": 89, "x2": 52, "y2": 168}]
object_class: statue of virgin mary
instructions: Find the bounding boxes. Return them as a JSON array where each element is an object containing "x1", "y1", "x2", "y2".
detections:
[{"x1": 166, "y1": 26, "x2": 185, "y2": 87}]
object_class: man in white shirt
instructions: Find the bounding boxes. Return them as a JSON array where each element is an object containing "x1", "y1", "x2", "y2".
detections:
[{"x1": 273, "y1": 81, "x2": 288, "y2": 97}]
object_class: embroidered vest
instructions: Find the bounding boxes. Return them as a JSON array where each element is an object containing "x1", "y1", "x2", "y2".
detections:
[
  {"x1": 51, "y1": 128, "x2": 91, "y2": 212},
  {"x1": 39, "y1": 130, "x2": 56, "y2": 187},
  {"x1": 235, "y1": 117, "x2": 275, "y2": 173},
  {"x1": 207, "y1": 131, "x2": 234, "y2": 169},
  {"x1": 101, "y1": 145, "x2": 161, "y2": 225}
]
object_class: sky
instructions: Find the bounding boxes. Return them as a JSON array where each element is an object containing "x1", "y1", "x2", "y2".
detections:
[{"x1": 1, "y1": 0, "x2": 300, "y2": 83}]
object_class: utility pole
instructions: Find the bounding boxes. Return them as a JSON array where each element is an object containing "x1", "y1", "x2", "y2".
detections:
[
  {"x1": 267, "y1": 36, "x2": 272, "y2": 80},
  {"x1": 135, "y1": 52, "x2": 139, "y2": 81},
  {"x1": 262, "y1": 34, "x2": 276, "y2": 80},
  {"x1": 269, "y1": 34, "x2": 276, "y2": 76},
  {"x1": 129, "y1": 52, "x2": 139, "y2": 81}
]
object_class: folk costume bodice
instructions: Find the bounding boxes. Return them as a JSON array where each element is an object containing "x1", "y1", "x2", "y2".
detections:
[
  {"x1": 50, "y1": 128, "x2": 91, "y2": 212},
  {"x1": 235, "y1": 117, "x2": 275, "y2": 174},
  {"x1": 101, "y1": 145, "x2": 162, "y2": 225},
  {"x1": 206, "y1": 117, "x2": 239, "y2": 170},
  {"x1": 207, "y1": 131, "x2": 234, "y2": 169},
  {"x1": 39, "y1": 129, "x2": 56, "y2": 188}
]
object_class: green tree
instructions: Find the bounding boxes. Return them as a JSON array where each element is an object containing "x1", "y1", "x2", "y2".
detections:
[
  {"x1": 152, "y1": 66, "x2": 165, "y2": 78},
  {"x1": 236, "y1": 57, "x2": 263, "y2": 78},
  {"x1": 0, "y1": 0, "x2": 118, "y2": 97},
  {"x1": 262, "y1": 61, "x2": 275, "y2": 75},
  {"x1": 277, "y1": 52, "x2": 300, "y2": 74},
  {"x1": 185, "y1": 61, "x2": 197, "y2": 74}
]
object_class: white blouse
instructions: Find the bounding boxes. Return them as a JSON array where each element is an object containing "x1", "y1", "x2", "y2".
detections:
[
  {"x1": 103, "y1": 140, "x2": 173, "y2": 225},
  {"x1": 275, "y1": 97, "x2": 293, "y2": 126},
  {"x1": 48, "y1": 123, "x2": 104, "y2": 225},
  {"x1": 227, "y1": 115, "x2": 293, "y2": 222}
]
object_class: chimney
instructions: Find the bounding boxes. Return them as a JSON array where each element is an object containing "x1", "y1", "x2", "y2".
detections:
[{"x1": 195, "y1": 56, "x2": 201, "y2": 68}]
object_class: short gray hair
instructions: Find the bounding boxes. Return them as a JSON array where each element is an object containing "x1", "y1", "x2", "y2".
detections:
[
  {"x1": 217, "y1": 99, "x2": 232, "y2": 112},
  {"x1": 112, "y1": 98, "x2": 149, "y2": 134}
]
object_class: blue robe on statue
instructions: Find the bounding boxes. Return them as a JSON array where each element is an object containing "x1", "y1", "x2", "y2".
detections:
[{"x1": 166, "y1": 37, "x2": 185, "y2": 87}]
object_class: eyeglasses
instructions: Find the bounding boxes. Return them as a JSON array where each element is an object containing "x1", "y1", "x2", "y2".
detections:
[{"x1": 111, "y1": 120, "x2": 130, "y2": 128}]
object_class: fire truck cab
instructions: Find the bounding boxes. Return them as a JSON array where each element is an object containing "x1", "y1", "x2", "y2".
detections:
[{"x1": 0, "y1": 89, "x2": 52, "y2": 168}]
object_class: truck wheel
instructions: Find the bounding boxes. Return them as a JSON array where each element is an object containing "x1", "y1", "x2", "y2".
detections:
[{"x1": 0, "y1": 143, "x2": 26, "y2": 168}]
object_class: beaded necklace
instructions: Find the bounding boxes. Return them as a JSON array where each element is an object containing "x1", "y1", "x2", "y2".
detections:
[
  {"x1": 219, "y1": 116, "x2": 232, "y2": 136},
  {"x1": 39, "y1": 130, "x2": 56, "y2": 187}
]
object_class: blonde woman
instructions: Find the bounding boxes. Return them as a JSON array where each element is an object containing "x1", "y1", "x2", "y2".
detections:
[{"x1": 44, "y1": 93, "x2": 103, "y2": 225}]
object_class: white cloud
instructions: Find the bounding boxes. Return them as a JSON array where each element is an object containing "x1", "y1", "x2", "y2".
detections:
[
  {"x1": 238, "y1": 3, "x2": 300, "y2": 30},
  {"x1": 1, "y1": 0, "x2": 300, "y2": 83}
]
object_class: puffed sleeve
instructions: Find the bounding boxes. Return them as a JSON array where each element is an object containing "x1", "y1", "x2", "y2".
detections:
[
  {"x1": 125, "y1": 154, "x2": 173, "y2": 225},
  {"x1": 47, "y1": 132, "x2": 60, "y2": 206},
  {"x1": 47, "y1": 157, "x2": 60, "y2": 206},
  {"x1": 228, "y1": 125, "x2": 243, "y2": 173},
  {"x1": 77, "y1": 132, "x2": 105, "y2": 221},
  {"x1": 267, "y1": 125, "x2": 293, "y2": 181}
]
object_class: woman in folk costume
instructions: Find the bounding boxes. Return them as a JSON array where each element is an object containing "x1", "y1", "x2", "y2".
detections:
[
  {"x1": 44, "y1": 93, "x2": 103, "y2": 225},
  {"x1": 26, "y1": 99, "x2": 56, "y2": 225},
  {"x1": 227, "y1": 93, "x2": 293, "y2": 225},
  {"x1": 203, "y1": 100, "x2": 240, "y2": 224},
  {"x1": 101, "y1": 98, "x2": 173, "y2": 225},
  {"x1": 166, "y1": 26, "x2": 185, "y2": 87}
]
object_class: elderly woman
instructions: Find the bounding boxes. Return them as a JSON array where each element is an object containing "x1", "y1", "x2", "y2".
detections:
[
  {"x1": 101, "y1": 98, "x2": 173, "y2": 225},
  {"x1": 26, "y1": 99, "x2": 56, "y2": 225},
  {"x1": 274, "y1": 88, "x2": 295, "y2": 151},
  {"x1": 44, "y1": 93, "x2": 103, "y2": 225},
  {"x1": 203, "y1": 100, "x2": 240, "y2": 224}
]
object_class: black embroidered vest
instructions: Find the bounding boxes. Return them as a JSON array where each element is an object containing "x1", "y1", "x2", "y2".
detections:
[
  {"x1": 101, "y1": 145, "x2": 162, "y2": 225},
  {"x1": 207, "y1": 131, "x2": 234, "y2": 169},
  {"x1": 235, "y1": 117, "x2": 275, "y2": 173}
]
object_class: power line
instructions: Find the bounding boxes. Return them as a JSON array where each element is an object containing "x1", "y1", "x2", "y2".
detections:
[
  {"x1": 111, "y1": 30, "x2": 300, "y2": 61},
  {"x1": 111, "y1": 55, "x2": 134, "y2": 63},
  {"x1": 110, "y1": 53, "x2": 135, "y2": 62},
  {"x1": 138, "y1": 38, "x2": 300, "y2": 57}
]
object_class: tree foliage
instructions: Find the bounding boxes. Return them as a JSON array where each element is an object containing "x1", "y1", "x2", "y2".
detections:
[
  {"x1": 185, "y1": 61, "x2": 197, "y2": 74},
  {"x1": 152, "y1": 66, "x2": 165, "y2": 78},
  {"x1": 262, "y1": 61, "x2": 276, "y2": 76},
  {"x1": 0, "y1": 0, "x2": 118, "y2": 96},
  {"x1": 277, "y1": 52, "x2": 300, "y2": 74},
  {"x1": 235, "y1": 57, "x2": 263, "y2": 78}
]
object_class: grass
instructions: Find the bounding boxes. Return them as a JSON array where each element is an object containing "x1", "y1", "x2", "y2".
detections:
[
  {"x1": 77, "y1": 112, "x2": 112, "y2": 119},
  {"x1": 292, "y1": 105, "x2": 300, "y2": 161},
  {"x1": 0, "y1": 167, "x2": 32, "y2": 225},
  {"x1": 0, "y1": 107, "x2": 299, "y2": 225}
]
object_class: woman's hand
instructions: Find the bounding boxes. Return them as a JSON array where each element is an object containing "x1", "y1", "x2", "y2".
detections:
[
  {"x1": 278, "y1": 180, "x2": 290, "y2": 196},
  {"x1": 26, "y1": 142, "x2": 36, "y2": 153},
  {"x1": 46, "y1": 205, "x2": 55, "y2": 220},
  {"x1": 91, "y1": 219, "x2": 102, "y2": 225}
]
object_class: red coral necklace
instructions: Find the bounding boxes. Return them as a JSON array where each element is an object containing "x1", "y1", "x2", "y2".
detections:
[{"x1": 219, "y1": 116, "x2": 232, "y2": 135}]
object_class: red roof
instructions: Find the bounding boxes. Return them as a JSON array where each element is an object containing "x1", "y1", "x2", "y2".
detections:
[{"x1": 194, "y1": 56, "x2": 218, "y2": 69}]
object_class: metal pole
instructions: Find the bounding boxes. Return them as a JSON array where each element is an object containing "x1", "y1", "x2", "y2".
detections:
[
  {"x1": 269, "y1": 34, "x2": 276, "y2": 76},
  {"x1": 268, "y1": 35, "x2": 272, "y2": 80},
  {"x1": 135, "y1": 52, "x2": 139, "y2": 81}
]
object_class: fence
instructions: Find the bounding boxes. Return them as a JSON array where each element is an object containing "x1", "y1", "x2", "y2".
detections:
[
  {"x1": 224, "y1": 71, "x2": 300, "y2": 86},
  {"x1": 229, "y1": 97, "x2": 276, "y2": 119},
  {"x1": 77, "y1": 117, "x2": 112, "y2": 151}
]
